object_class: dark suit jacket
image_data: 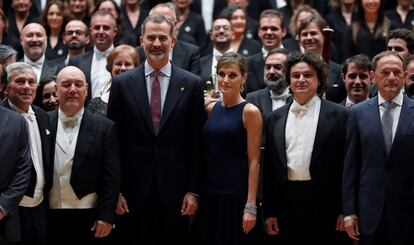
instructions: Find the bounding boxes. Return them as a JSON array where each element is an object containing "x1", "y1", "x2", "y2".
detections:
[
  {"x1": 247, "y1": 53, "x2": 266, "y2": 93},
  {"x1": 19, "y1": 57, "x2": 63, "y2": 82},
  {"x1": 1, "y1": 102, "x2": 53, "y2": 198},
  {"x1": 200, "y1": 53, "x2": 213, "y2": 85},
  {"x1": 107, "y1": 64, "x2": 205, "y2": 214},
  {"x1": 0, "y1": 107, "x2": 32, "y2": 242},
  {"x1": 137, "y1": 40, "x2": 201, "y2": 76},
  {"x1": 68, "y1": 50, "x2": 94, "y2": 102},
  {"x1": 343, "y1": 96, "x2": 414, "y2": 241},
  {"x1": 246, "y1": 87, "x2": 273, "y2": 116},
  {"x1": 326, "y1": 61, "x2": 347, "y2": 103},
  {"x1": 49, "y1": 109, "x2": 121, "y2": 223},
  {"x1": 179, "y1": 11, "x2": 208, "y2": 51},
  {"x1": 263, "y1": 99, "x2": 348, "y2": 222}
]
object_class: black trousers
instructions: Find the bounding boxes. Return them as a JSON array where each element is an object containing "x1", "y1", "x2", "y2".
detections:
[{"x1": 18, "y1": 200, "x2": 47, "y2": 245}]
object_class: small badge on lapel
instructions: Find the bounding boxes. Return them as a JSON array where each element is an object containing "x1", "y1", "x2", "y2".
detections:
[
  {"x1": 242, "y1": 49, "x2": 249, "y2": 56},
  {"x1": 185, "y1": 26, "x2": 191, "y2": 32},
  {"x1": 180, "y1": 87, "x2": 185, "y2": 91}
]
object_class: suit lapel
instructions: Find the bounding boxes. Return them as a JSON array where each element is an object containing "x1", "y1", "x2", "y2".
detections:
[
  {"x1": 310, "y1": 100, "x2": 335, "y2": 166},
  {"x1": 159, "y1": 65, "x2": 187, "y2": 133},
  {"x1": 366, "y1": 97, "x2": 388, "y2": 154},
  {"x1": 33, "y1": 106, "x2": 51, "y2": 178},
  {"x1": 259, "y1": 88, "x2": 272, "y2": 114},
  {"x1": 275, "y1": 105, "x2": 290, "y2": 167},
  {"x1": 127, "y1": 65, "x2": 154, "y2": 133},
  {"x1": 390, "y1": 96, "x2": 414, "y2": 153},
  {"x1": 72, "y1": 110, "x2": 96, "y2": 177}
]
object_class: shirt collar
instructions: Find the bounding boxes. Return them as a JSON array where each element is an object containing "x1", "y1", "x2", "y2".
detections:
[
  {"x1": 24, "y1": 54, "x2": 45, "y2": 67},
  {"x1": 58, "y1": 107, "x2": 85, "y2": 120},
  {"x1": 213, "y1": 48, "x2": 232, "y2": 61},
  {"x1": 144, "y1": 60, "x2": 172, "y2": 77},
  {"x1": 94, "y1": 45, "x2": 114, "y2": 57},
  {"x1": 8, "y1": 100, "x2": 33, "y2": 114},
  {"x1": 292, "y1": 95, "x2": 320, "y2": 109},
  {"x1": 378, "y1": 90, "x2": 404, "y2": 107}
]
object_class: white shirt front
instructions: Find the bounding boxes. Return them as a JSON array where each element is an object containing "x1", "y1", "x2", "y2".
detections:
[
  {"x1": 378, "y1": 91, "x2": 403, "y2": 143},
  {"x1": 10, "y1": 103, "x2": 45, "y2": 207},
  {"x1": 91, "y1": 46, "x2": 113, "y2": 98},
  {"x1": 24, "y1": 55, "x2": 45, "y2": 83},
  {"x1": 49, "y1": 108, "x2": 98, "y2": 209},
  {"x1": 285, "y1": 96, "x2": 321, "y2": 181}
]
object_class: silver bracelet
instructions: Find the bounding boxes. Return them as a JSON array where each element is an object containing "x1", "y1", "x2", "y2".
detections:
[{"x1": 243, "y1": 203, "x2": 257, "y2": 215}]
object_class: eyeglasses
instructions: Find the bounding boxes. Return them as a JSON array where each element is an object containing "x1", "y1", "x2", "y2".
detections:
[
  {"x1": 65, "y1": 30, "x2": 85, "y2": 36},
  {"x1": 213, "y1": 25, "x2": 231, "y2": 31}
]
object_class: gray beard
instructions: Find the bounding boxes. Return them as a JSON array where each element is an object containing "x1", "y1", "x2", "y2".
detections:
[{"x1": 264, "y1": 78, "x2": 287, "y2": 93}]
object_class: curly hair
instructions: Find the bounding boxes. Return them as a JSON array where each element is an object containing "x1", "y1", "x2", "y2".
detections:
[{"x1": 285, "y1": 51, "x2": 327, "y2": 96}]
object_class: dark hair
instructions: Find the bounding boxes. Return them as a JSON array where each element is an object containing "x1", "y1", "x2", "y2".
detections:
[
  {"x1": 33, "y1": 75, "x2": 57, "y2": 109},
  {"x1": 265, "y1": 47, "x2": 289, "y2": 63},
  {"x1": 297, "y1": 15, "x2": 328, "y2": 38},
  {"x1": 141, "y1": 15, "x2": 174, "y2": 37},
  {"x1": 372, "y1": 51, "x2": 405, "y2": 71},
  {"x1": 354, "y1": 0, "x2": 389, "y2": 40},
  {"x1": 289, "y1": 5, "x2": 321, "y2": 36},
  {"x1": 285, "y1": 51, "x2": 327, "y2": 96},
  {"x1": 387, "y1": 28, "x2": 414, "y2": 54},
  {"x1": 216, "y1": 51, "x2": 247, "y2": 76},
  {"x1": 259, "y1": 9, "x2": 285, "y2": 29},
  {"x1": 41, "y1": 0, "x2": 69, "y2": 36},
  {"x1": 342, "y1": 54, "x2": 372, "y2": 75}
]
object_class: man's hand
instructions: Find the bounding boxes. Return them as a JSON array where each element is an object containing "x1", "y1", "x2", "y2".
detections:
[
  {"x1": 265, "y1": 217, "x2": 280, "y2": 235},
  {"x1": 344, "y1": 218, "x2": 360, "y2": 240},
  {"x1": 242, "y1": 212, "x2": 256, "y2": 234},
  {"x1": 91, "y1": 220, "x2": 113, "y2": 238},
  {"x1": 116, "y1": 194, "x2": 129, "y2": 215},
  {"x1": 180, "y1": 193, "x2": 199, "y2": 216}
]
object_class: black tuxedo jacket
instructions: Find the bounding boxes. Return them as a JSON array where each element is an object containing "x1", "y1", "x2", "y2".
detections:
[
  {"x1": 1, "y1": 102, "x2": 53, "y2": 198},
  {"x1": 107, "y1": 64, "x2": 205, "y2": 214},
  {"x1": 179, "y1": 11, "x2": 208, "y2": 51},
  {"x1": 137, "y1": 40, "x2": 201, "y2": 76},
  {"x1": 68, "y1": 50, "x2": 94, "y2": 102},
  {"x1": 0, "y1": 107, "x2": 31, "y2": 242},
  {"x1": 343, "y1": 96, "x2": 414, "y2": 241},
  {"x1": 246, "y1": 87, "x2": 273, "y2": 116},
  {"x1": 200, "y1": 53, "x2": 213, "y2": 85},
  {"x1": 263, "y1": 99, "x2": 349, "y2": 221},
  {"x1": 49, "y1": 109, "x2": 121, "y2": 223}
]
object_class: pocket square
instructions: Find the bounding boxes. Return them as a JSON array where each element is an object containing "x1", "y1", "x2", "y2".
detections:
[{"x1": 46, "y1": 129, "x2": 51, "y2": 135}]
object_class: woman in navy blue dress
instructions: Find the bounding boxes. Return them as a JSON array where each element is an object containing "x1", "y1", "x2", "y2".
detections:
[{"x1": 196, "y1": 52, "x2": 262, "y2": 245}]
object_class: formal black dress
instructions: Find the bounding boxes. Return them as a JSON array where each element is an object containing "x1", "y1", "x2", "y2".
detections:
[{"x1": 196, "y1": 101, "x2": 249, "y2": 245}]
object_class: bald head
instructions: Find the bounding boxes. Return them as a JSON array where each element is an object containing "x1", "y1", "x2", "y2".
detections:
[
  {"x1": 20, "y1": 23, "x2": 47, "y2": 61},
  {"x1": 56, "y1": 66, "x2": 88, "y2": 116}
]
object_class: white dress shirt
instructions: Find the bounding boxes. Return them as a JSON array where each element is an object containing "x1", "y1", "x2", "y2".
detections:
[
  {"x1": 24, "y1": 55, "x2": 45, "y2": 83},
  {"x1": 91, "y1": 46, "x2": 113, "y2": 98},
  {"x1": 201, "y1": 0, "x2": 214, "y2": 32},
  {"x1": 378, "y1": 91, "x2": 403, "y2": 143},
  {"x1": 9, "y1": 102, "x2": 45, "y2": 207},
  {"x1": 49, "y1": 108, "x2": 98, "y2": 209},
  {"x1": 285, "y1": 96, "x2": 321, "y2": 181},
  {"x1": 144, "y1": 61, "x2": 171, "y2": 113}
]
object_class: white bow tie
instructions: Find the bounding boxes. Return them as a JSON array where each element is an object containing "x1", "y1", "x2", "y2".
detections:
[
  {"x1": 95, "y1": 50, "x2": 109, "y2": 60},
  {"x1": 60, "y1": 114, "x2": 79, "y2": 128},
  {"x1": 26, "y1": 60, "x2": 42, "y2": 68},
  {"x1": 290, "y1": 104, "x2": 308, "y2": 116},
  {"x1": 21, "y1": 112, "x2": 36, "y2": 121}
]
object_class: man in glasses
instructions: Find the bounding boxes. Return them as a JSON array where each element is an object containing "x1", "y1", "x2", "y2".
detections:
[
  {"x1": 200, "y1": 17, "x2": 234, "y2": 85},
  {"x1": 61, "y1": 20, "x2": 90, "y2": 65}
]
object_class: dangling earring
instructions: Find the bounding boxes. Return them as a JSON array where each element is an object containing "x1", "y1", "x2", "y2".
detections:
[{"x1": 240, "y1": 83, "x2": 246, "y2": 93}]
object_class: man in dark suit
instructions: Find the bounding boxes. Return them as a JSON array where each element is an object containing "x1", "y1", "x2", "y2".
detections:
[
  {"x1": 263, "y1": 52, "x2": 349, "y2": 244},
  {"x1": 200, "y1": 17, "x2": 233, "y2": 85},
  {"x1": 107, "y1": 15, "x2": 205, "y2": 245},
  {"x1": 341, "y1": 54, "x2": 372, "y2": 107},
  {"x1": 136, "y1": 3, "x2": 201, "y2": 76},
  {"x1": 0, "y1": 66, "x2": 32, "y2": 244},
  {"x1": 20, "y1": 23, "x2": 62, "y2": 84},
  {"x1": 247, "y1": 9, "x2": 297, "y2": 93},
  {"x1": 343, "y1": 51, "x2": 414, "y2": 245},
  {"x1": 246, "y1": 48, "x2": 290, "y2": 116},
  {"x1": 47, "y1": 66, "x2": 121, "y2": 243},
  {"x1": 2, "y1": 62, "x2": 52, "y2": 244},
  {"x1": 68, "y1": 10, "x2": 117, "y2": 102}
]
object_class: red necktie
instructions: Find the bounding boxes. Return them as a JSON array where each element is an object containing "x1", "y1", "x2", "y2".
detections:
[{"x1": 151, "y1": 70, "x2": 161, "y2": 135}]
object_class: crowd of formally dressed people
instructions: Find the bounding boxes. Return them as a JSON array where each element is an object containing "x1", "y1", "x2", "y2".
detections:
[{"x1": 1, "y1": 0, "x2": 414, "y2": 245}]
